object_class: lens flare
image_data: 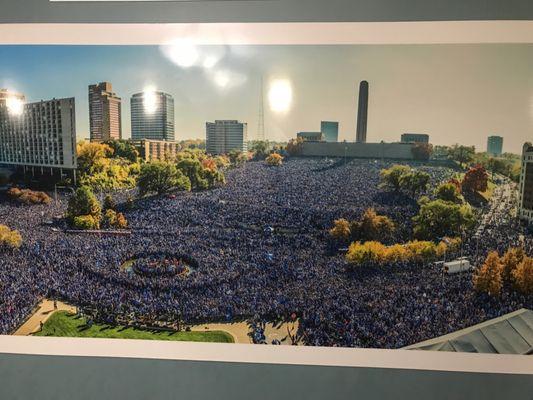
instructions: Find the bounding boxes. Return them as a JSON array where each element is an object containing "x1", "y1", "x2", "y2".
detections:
[
  {"x1": 162, "y1": 41, "x2": 200, "y2": 68},
  {"x1": 214, "y1": 71, "x2": 231, "y2": 88},
  {"x1": 268, "y1": 79, "x2": 293, "y2": 113},
  {"x1": 203, "y1": 55, "x2": 219, "y2": 69}
]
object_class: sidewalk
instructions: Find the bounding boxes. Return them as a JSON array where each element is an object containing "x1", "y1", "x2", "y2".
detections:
[{"x1": 14, "y1": 299, "x2": 76, "y2": 336}]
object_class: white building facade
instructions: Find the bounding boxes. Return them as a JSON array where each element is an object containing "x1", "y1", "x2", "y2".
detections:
[
  {"x1": 0, "y1": 96, "x2": 77, "y2": 170},
  {"x1": 518, "y1": 142, "x2": 533, "y2": 223},
  {"x1": 206, "y1": 120, "x2": 248, "y2": 155}
]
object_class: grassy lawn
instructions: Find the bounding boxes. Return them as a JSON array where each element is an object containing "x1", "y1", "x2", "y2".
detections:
[
  {"x1": 34, "y1": 311, "x2": 234, "y2": 343},
  {"x1": 478, "y1": 180, "x2": 496, "y2": 202}
]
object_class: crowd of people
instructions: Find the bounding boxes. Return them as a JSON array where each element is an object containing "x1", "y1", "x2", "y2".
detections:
[{"x1": 0, "y1": 158, "x2": 531, "y2": 348}]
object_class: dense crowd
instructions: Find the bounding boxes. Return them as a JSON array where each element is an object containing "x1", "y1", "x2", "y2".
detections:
[{"x1": 0, "y1": 158, "x2": 531, "y2": 348}]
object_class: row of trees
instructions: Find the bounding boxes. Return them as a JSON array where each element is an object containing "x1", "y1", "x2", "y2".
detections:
[
  {"x1": 330, "y1": 208, "x2": 395, "y2": 243},
  {"x1": 137, "y1": 151, "x2": 227, "y2": 196},
  {"x1": 435, "y1": 144, "x2": 520, "y2": 182},
  {"x1": 77, "y1": 141, "x2": 233, "y2": 194},
  {"x1": 474, "y1": 248, "x2": 533, "y2": 296},
  {"x1": 381, "y1": 163, "x2": 488, "y2": 201},
  {"x1": 0, "y1": 225, "x2": 22, "y2": 249},
  {"x1": 67, "y1": 187, "x2": 128, "y2": 230},
  {"x1": 345, "y1": 238, "x2": 461, "y2": 267},
  {"x1": 7, "y1": 188, "x2": 52, "y2": 205},
  {"x1": 379, "y1": 164, "x2": 482, "y2": 242}
]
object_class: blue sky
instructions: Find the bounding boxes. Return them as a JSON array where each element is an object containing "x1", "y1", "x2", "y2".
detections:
[{"x1": 1, "y1": 44, "x2": 532, "y2": 153}]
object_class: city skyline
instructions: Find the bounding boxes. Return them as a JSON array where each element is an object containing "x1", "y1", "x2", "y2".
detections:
[{"x1": 1, "y1": 44, "x2": 532, "y2": 153}]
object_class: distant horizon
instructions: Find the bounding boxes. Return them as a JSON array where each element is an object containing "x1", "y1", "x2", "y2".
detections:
[{"x1": 1, "y1": 44, "x2": 532, "y2": 153}]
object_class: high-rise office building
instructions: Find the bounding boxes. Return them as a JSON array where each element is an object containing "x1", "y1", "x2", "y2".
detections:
[
  {"x1": 89, "y1": 82, "x2": 122, "y2": 142},
  {"x1": 206, "y1": 120, "x2": 247, "y2": 155},
  {"x1": 0, "y1": 97, "x2": 77, "y2": 169},
  {"x1": 356, "y1": 80, "x2": 369, "y2": 143},
  {"x1": 131, "y1": 91, "x2": 174, "y2": 141},
  {"x1": 401, "y1": 133, "x2": 430, "y2": 144},
  {"x1": 487, "y1": 135, "x2": 503, "y2": 156},
  {"x1": 519, "y1": 142, "x2": 533, "y2": 224},
  {"x1": 321, "y1": 121, "x2": 339, "y2": 142}
]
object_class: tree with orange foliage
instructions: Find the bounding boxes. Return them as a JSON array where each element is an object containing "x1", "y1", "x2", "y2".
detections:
[
  {"x1": 329, "y1": 219, "x2": 351, "y2": 241},
  {"x1": 265, "y1": 153, "x2": 283, "y2": 166},
  {"x1": 473, "y1": 251, "x2": 503, "y2": 297},
  {"x1": 500, "y1": 247, "x2": 525, "y2": 283},
  {"x1": 512, "y1": 256, "x2": 533, "y2": 295},
  {"x1": 357, "y1": 208, "x2": 395, "y2": 242}
]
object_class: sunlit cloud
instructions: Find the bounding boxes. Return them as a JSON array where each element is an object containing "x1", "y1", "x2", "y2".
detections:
[
  {"x1": 6, "y1": 96, "x2": 24, "y2": 116},
  {"x1": 268, "y1": 79, "x2": 293, "y2": 113},
  {"x1": 143, "y1": 86, "x2": 158, "y2": 114}
]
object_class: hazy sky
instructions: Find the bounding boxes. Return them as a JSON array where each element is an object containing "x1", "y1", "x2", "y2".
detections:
[{"x1": 1, "y1": 44, "x2": 532, "y2": 153}]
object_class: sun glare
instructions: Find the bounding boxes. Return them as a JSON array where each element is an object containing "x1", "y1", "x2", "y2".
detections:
[
  {"x1": 6, "y1": 96, "x2": 24, "y2": 116},
  {"x1": 268, "y1": 79, "x2": 293, "y2": 113},
  {"x1": 143, "y1": 87, "x2": 158, "y2": 114}
]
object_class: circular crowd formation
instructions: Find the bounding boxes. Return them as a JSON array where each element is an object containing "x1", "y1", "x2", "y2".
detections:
[{"x1": 128, "y1": 253, "x2": 195, "y2": 278}]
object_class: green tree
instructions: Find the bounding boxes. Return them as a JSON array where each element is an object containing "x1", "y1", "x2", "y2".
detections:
[
  {"x1": 413, "y1": 199, "x2": 476, "y2": 240},
  {"x1": 249, "y1": 141, "x2": 270, "y2": 160},
  {"x1": 448, "y1": 144, "x2": 475, "y2": 167},
  {"x1": 399, "y1": 170, "x2": 430, "y2": 197},
  {"x1": 76, "y1": 141, "x2": 114, "y2": 175},
  {"x1": 228, "y1": 150, "x2": 248, "y2": 166},
  {"x1": 104, "y1": 140, "x2": 139, "y2": 163},
  {"x1": 379, "y1": 165, "x2": 411, "y2": 192},
  {"x1": 138, "y1": 162, "x2": 191, "y2": 196},
  {"x1": 435, "y1": 182, "x2": 463, "y2": 203},
  {"x1": 72, "y1": 215, "x2": 100, "y2": 230},
  {"x1": 176, "y1": 158, "x2": 209, "y2": 190},
  {"x1": 67, "y1": 186, "x2": 102, "y2": 221},
  {"x1": 103, "y1": 195, "x2": 116, "y2": 211}
]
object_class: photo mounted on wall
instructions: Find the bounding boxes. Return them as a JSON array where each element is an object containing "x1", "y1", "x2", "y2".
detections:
[{"x1": 1, "y1": 41, "x2": 532, "y2": 352}]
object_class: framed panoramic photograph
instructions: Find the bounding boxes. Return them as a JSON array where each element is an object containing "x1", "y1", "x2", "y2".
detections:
[{"x1": 0, "y1": 15, "x2": 532, "y2": 399}]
